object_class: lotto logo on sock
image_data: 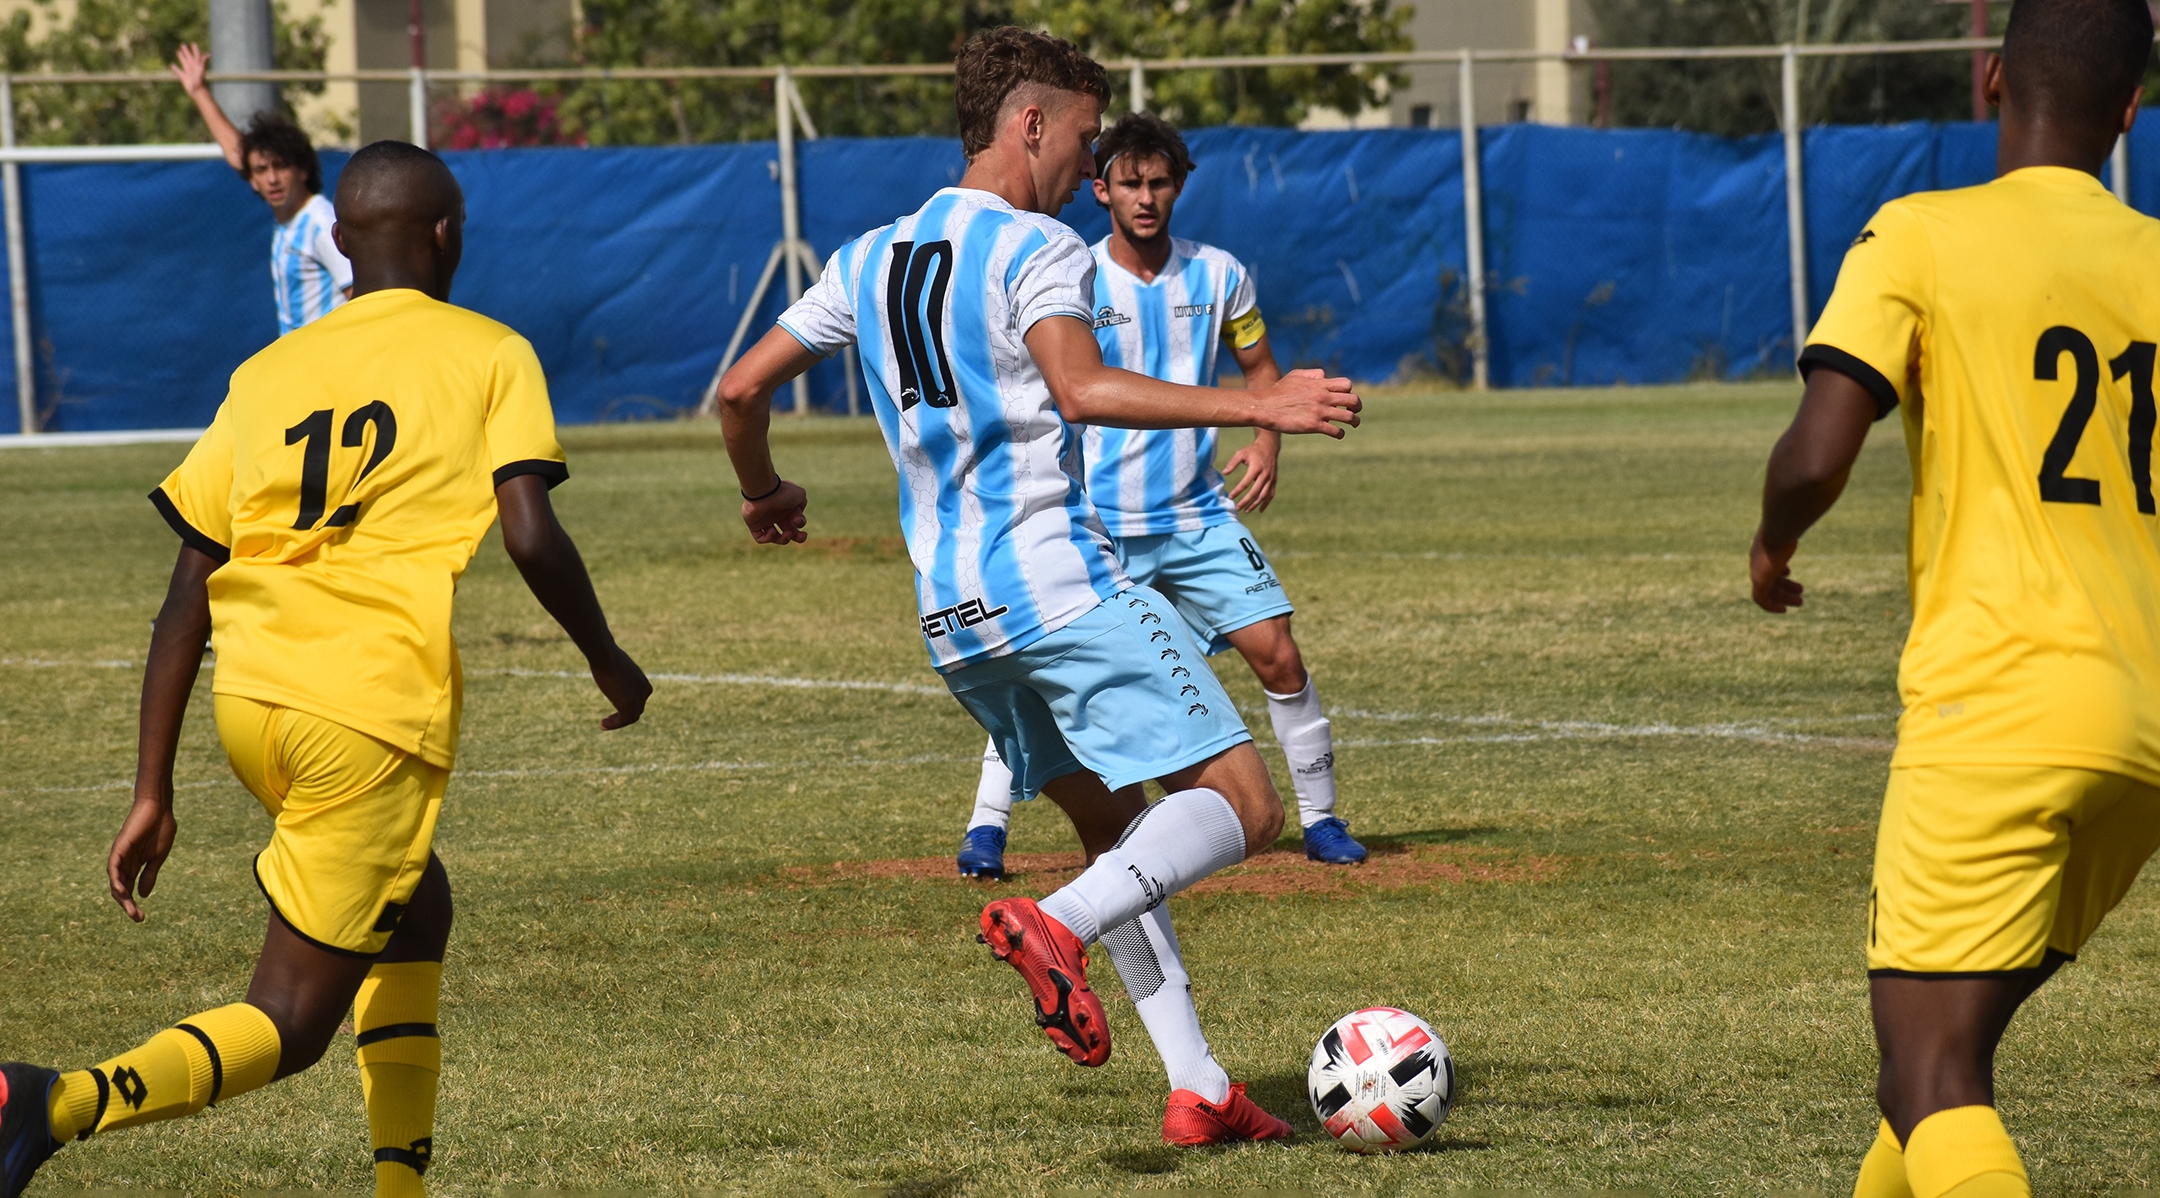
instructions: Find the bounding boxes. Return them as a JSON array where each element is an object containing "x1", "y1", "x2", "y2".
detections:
[
  {"x1": 1128, "y1": 864, "x2": 1168, "y2": 911},
  {"x1": 111, "y1": 1066, "x2": 148, "y2": 1111},
  {"x1": 1297, "y1": 753, "x2": 1335, "y2": 776}
]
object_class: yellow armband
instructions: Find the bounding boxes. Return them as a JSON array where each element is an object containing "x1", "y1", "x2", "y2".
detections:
[{"x1": 1222, "y1": 306, "x2": 1266, "y2": 351}]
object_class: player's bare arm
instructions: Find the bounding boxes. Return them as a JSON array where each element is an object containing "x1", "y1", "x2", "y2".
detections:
[
  {"x1": 110, "y1": 544, "x2": 219, "y2": 922},
  {"x1": 497, "y1": 473, "x2": 652, "y2": 729},
  {"x1": 1749, "y1": 368, "x2": 1879, "y2": 613},
  {"x1": 716, "y1": 328, "x2": 823, "y2": 544},
  {"x1": 1221, "y1": 334, "x2": 1286, "y2": 512},
  {"x1": 170, "y1": 43, "x2": 245, "y2": 172},
  {"x1": 1025, "y1": 315, "x2": 1358, "y2": 437}
]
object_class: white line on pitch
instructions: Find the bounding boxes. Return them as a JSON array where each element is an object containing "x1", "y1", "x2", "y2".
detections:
[
  {"x1": 2, "y1": 753, "x2": 979, "y2": 797},
  {"x1": 471, "y1": 667, "x2": 950, "y2": 696}
]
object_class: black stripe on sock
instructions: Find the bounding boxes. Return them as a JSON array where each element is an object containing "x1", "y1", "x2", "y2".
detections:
[
  {"x1": 355, "y1": 1022, "x2": 440, "y2": 1048},
  {"x1": 1099, "y1": 920, "x2": 1166, "y2": 1002},
  {"x1": 81, "y1": 1068, "x2": 109, "y2": 1140},
  {"x1": 172, "y1": 1023, "x2": 224, "y2": 1105},
  {"x1": 375, "y1": 1138, "x2": 432, "y2": 1175}
]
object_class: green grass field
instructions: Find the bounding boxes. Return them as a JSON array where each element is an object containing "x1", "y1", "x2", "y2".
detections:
[{"x1": 5, "y1": 384, "x2": 2159, "y2": 1196}]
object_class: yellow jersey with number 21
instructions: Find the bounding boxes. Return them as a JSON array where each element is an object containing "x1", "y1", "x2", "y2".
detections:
[
  {"x1": 1802, "y1": 166, "x2": 2160, "y2": 786},
  {"x1": 153, "y1": 287, "x2": 567, "y2": 770}
]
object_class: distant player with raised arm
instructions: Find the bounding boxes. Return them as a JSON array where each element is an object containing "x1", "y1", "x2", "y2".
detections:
[
  {"x1": 713, "y1": 28, "x2": 1359, "y2": 1145},
  {"x1": 0, "y1": 142, "x2": 649, "y2": 1198},
  {"x1": 172, "y1": 43, "x2": 352, "y2": 335},
  {"x1": 1752, "y1": 2, "x2": 2159, "y2": 1194},
  {"x1": 956, "y1": 112, "x2": 1366, "y2": 880}
]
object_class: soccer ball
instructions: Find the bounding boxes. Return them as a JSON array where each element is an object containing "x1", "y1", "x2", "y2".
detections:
[{"x1": 1307, "y1": 1006, "x2": 1453, "y2": 1152}]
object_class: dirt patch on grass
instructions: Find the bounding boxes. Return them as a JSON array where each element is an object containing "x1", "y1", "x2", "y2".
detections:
[{"x1": 778, "y1": 842, "x2": 1563, "y2": 896}]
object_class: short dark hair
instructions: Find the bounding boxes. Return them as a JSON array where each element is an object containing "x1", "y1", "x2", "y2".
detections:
[
  {"x1": 1094, "y1": 111, "x2": 1195, "y2": 186},
  {"x1": 239, "y1": 115, "x2": 322, "y2": 195},
  {"x1": 2001, "y1": 0, "x2": 2154, "y2": 132},
  {"x1": 954, "y1": 27, "x2": 1111, "y2": 160}
]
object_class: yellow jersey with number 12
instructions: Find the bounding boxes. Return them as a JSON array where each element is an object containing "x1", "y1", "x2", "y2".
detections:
[
  {"x1": 153, "y1": 287, "x2": 566, "y2": 770},
  {"x1": 1802, "y1": 166, "x2": 2160, "y2": 785}
]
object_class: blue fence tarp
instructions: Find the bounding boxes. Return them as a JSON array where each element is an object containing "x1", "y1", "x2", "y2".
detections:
[{"x1": 7, "y1": 118, "x2": 2157, "y2": 432}]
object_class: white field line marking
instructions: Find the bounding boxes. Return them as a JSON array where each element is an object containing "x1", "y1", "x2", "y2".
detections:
[
  {"x1": 1, "y1": 753, "x2": 983, "y2": 798},
  {"x1": 473, "y1": 667, "x2": 949, "y2": 697}
]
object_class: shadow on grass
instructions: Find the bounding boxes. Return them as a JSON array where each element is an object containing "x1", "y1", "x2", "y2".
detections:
[
  {"x1": 861, "y1": 1174, "x2": 964, "y2": 1198},
  {"x1": 1263, "y1": 825, "x2": 1504, "y2": 855}
]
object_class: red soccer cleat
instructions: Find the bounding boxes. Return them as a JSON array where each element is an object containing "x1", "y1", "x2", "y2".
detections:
[
  {"x1": 978, "y1": 897, "x2": 1111, "y2": 1067},
  {"x1": 1162, "y1": 1082, "x2": 1294, "y2": 1147}
]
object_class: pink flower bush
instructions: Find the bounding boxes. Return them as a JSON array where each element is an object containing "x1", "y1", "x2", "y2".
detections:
[{"x1": 435, "y1": 89, "x2": 583, "y2": 150}]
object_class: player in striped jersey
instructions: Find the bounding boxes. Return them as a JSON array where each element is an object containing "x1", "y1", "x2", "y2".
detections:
[
  {"x1": 174, "y1": 45, "x2": 353, "y2": 334},
  {"x1": 957, "y1": 112, "x2": 1366, "y2": 877},
  {"x1": 714, "y1": 28, "x2": 1360, "y2": 1144}
]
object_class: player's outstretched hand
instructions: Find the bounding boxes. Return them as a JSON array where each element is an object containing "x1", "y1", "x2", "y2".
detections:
[
  {"x1": 1750, "y1": 530, "x2": 1804, "y2": 613},
  {"x1": 742, "y1": 479, "x2": 810, "y2": 545},
  {"x1": 1223, "y1": 440, "x2": 1279, "y2": 513},
  {"x1": 108, "y1": 793, "x2": 177, "y2": 922},
  {"x1": 1251, "y1": 369, "x2": 1360, "y2": 438},
  {"x1": 591, "y1": 642, "x2": 652, "y2": 730},
  {"x1": 170, "y1": 43, "x2": 209, "y2": 94}
]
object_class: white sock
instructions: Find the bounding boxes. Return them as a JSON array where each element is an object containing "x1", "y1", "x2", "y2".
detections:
[
  {"x1": 1266, "y1": 678, "x2": 1338, "y2": 828},
  {"x1": 1036, "y1": 787, "x2": 1247, "y2": 946},
  {"x1": 967, "y1": 735, "x2": 1015, "y2": 832},
  {"x1": 1101, "y1": 906, "x2": 1230, "y2": 1102}
]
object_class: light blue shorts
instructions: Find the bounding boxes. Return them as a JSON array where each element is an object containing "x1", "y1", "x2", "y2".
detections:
[
  {"x1": 1116, "y1": 519, "x2": 1296, "y2": 656},
  {"x1": 943, "y1": 586, "x2": 1254, "y2": 801}
]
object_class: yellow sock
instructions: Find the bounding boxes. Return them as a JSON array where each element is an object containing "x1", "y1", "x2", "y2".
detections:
[
  {"x1": 1904, "y1": 1105, "x2": 2029, "y2": 1198},
  {"x1": 46, "y1": 1003, "x2": 280, "y2": 1141},
  {"x1": 1854, "y1": 1119, "x2": 1914, "y2": 1198},
  {"x1": 356, "y1": 962, "x2": 442, "y2": 1198}
]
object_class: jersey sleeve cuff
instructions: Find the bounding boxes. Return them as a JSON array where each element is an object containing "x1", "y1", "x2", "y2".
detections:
[
  {"x1": 1797, "y1": 344, "x2": 1901, "y2": 421},
  {"x1": 1019, "y1": 306, "x2": 1096, "y2": 336},
  {"x1": 492, "y1": 459, "x2": 569, "y2": 489},
  {"x1": 148, "y1": 487, "x2": 230, "y2": 564},
  {"x1": 775, "y1": 319, "x2": 834, "y2": 358}
]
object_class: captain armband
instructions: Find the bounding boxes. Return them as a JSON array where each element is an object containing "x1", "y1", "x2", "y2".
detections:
[{"x1": 1222, "y1": 306, "x2": 1267, "y2": 351}]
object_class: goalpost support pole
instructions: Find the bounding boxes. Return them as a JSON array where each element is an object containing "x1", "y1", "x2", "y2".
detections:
[
  {"x1": 409, "y1": 67, "x2": 429, "y2": 150},
  {"x1": 1458, "y1": 49, "x2": 1488, "y2": 392},
  {"x1": 2, "y1": 74, "x2": 34, "y2": 435},
  {"x1": 2113, "y1": 133, "x2": 2130, "y2": 205},
  {"x1": 777, "y1": 65, "x2": 809, "y2": 417},
  {"x1": 1782, "y1": 44, "x2": 1809, "y2": 368}
]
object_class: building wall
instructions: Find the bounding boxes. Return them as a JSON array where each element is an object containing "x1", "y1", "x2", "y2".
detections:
[{"x1": 1385, "y1": 0, "x2": 1596, "y2": 129}]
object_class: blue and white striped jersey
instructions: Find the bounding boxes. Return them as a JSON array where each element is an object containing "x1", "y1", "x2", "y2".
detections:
[
  {"x1": 777, "y1": 188, "x2": 1130, "y2": 672},
  {"x1": 1082, "y1": 237, "x2": 1261, "y2": 536},
  {"x1": 271, "y1": 193, "x2": 352, "y2": 336}
]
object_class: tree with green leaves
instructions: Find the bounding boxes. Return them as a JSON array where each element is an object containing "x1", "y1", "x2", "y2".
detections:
[
  {"x1": 532, "y1": 0, "x2": 1407, "y2": 146},
  {"x1": 1587, "y1": 0, "x2": 1995, "y2": 135},
  {"x1": 0, "y1": 0, "x2": 326, "y2": 145}
]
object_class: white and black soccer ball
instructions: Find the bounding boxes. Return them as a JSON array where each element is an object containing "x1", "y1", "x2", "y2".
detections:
[{"x1": 1307, "y1": 1006, "x2": 1453, "y2": 1152}]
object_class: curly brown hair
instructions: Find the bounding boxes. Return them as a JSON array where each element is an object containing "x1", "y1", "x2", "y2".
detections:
[
  {"x1": 1094, "y1": 111, "x2": 1195, "y2": 186},
  {"x1": 954, "y1": 27, "x2": 1110, "y2": 161},
  {"x1": 239, "y1": 115, "x2": 322, "y2": 195}
]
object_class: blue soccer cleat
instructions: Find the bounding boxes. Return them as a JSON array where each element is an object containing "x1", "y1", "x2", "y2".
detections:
[
  {"x1": 0, "y1": 1062, "x2": 61, "y2": 1198},
  {"x1": 957, "y1": 826, "x2": 1008, "y2": 879},
  {"x1": 1302, "y1": 816, "x2": 1369, "y2": 865}
]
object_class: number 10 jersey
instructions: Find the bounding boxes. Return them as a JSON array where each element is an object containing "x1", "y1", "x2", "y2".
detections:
[
  {"x1": 779, "y1": 187, "x2": 1130, "y2": 672},
  {"x1": 1803, "y1": 166, "x2": 2160, "y2": 784},
  {"x1": 153, "y1": 288, "x2": 568, "y2": 769}
]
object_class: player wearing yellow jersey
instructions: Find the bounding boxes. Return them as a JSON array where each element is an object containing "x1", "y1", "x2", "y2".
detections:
[
  {"x1": 0, "y1": 142, "x2": 650, "y2": 1198},
  {"x1": 1751, "y1": 3, "x2": 2156, "y2": 1195}
]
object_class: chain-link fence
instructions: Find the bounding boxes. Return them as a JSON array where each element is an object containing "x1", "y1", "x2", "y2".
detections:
[{"x1": 2, "y1": 35, "x2": 2141, "y2": 434}]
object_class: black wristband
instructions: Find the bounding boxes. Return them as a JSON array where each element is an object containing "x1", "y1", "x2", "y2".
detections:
[{"x1": 741, "y1": 478, "x2": 786, "y2": 503}]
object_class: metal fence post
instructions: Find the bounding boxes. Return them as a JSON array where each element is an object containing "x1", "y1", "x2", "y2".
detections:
[
  {"x1": 2113, "y1": 132, "x2": 2130, "y2": 206},
  {"x1": 2, "y1": 74, "x2": 33, "y2": 435},
  {"x1": 409, "y1": 67, "x2": 429, "y2": 149},
  {"x1": 777, "y1": 65, "x2": 808, "y2": 416},
  {"x1": 1458, "y1": 49, "x2": 1488, "y2": 392},
  {"x1": 1130, "y1": 61, "x2": 1146, "y2": 113},
  {"x1": 1781, "y1": 45, "x2": 1809, "y2": 366}
]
